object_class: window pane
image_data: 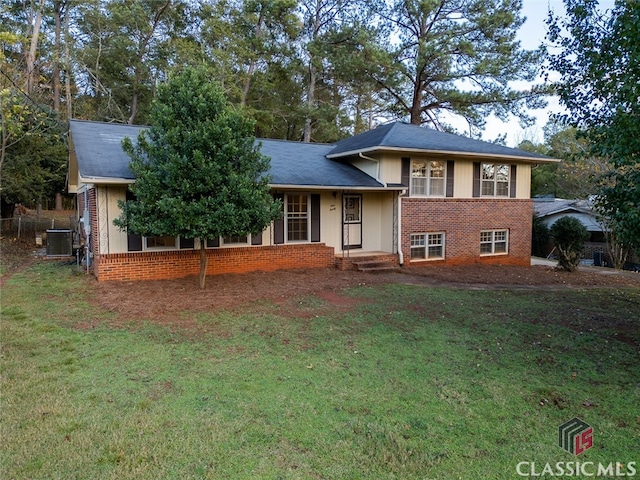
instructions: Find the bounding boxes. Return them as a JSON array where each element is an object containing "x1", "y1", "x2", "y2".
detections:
[
  {"x1": 146, "y1": 236, "x2": 175, "y2": 248},
  {"x1": 480, "y1": 243, "x2": 493, "y2": 254},
  {"x1": 496, "y1": 165, "x2": 509, "y2": 182},
  {"x1": 286, "y1": 194, "x2": 308, "y2": 241},
  {"x1": 494, "y1": 241, "x2": 507, "y2": 253},
  {"x1": 412, "y1": 161, "x2": 427, "y2": 178},
  {"x1": 482, "y1": 164, "x2": 495, "y2": 180},
  {"x1": 428, "y1": 246, "x2": 443, "y2": 258},
  {"x1": 430, "y1": 178, "x2": 445, "y2": 196},
  {"x1": 411, "y1": 234, "x2": 425, "y2": 246},
  {"x1": 429, "y1": 161, "x2": 445, "y2": 178},
  {"x1": 481, "y1": 180, "x2": 494, "y2": 196},
  {"x1": 411, "y1": 246, "x2": 426, "y2": 259},
  {"x1": 287, "y1": 219, "x2": 307, "y2": 241},
  {"x1": 496, "y1": 182, "x2": 509, "y2": 196},
  {"x1": 480, "y1": 231, "x2": 493, "y2": 243},
  {"x1": 223, "y1": 235, "x2": 247, "y2": 244},
  {"x1": 412, "y1": 177, "x2": 427, "y2": 195}
]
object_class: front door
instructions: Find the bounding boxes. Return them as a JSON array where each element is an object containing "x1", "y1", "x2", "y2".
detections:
[{"x1": 342, "y1": 194, "x2": 362, "y2": 249}]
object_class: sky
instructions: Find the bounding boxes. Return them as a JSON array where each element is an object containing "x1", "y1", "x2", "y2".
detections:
[{"x1": 475, "y1": 0, "x2": 616, "y2": 147}]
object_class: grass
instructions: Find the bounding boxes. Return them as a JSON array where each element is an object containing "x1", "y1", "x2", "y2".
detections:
[{"x1": 1, "y1": 262, "x2": 639, "y2": 479}]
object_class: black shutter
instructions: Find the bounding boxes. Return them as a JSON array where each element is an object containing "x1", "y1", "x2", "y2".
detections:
[
  {"x1": 127, "y1": 232, "x2": 142, "y2": 252},
  {"x1": 311, "y1": 194, "x2": 320, "y2": 242},
  {"x1": 274, "y1": 193, "x2": 285, "y2": 244},
  {"x1": 251, "y1": 231, "x2": 263, "y2": 245},
  {"x1": 472, "y1": 162, "x2": 481, "y2": 197},
  {"x1": 509, "y1": 165, "x2": 517, "y2": 198},
  {"x1": 180, "y1": 237, "x2": 194, "y2": 249},
  {"x1": 446, "y1": 160, "x2": 455, "y2": 197},
  {"x1": 401, "y1": 157, "x2": 410, "y2": 195},
  {"x1": 125, "y1": 190, "x2": 142, "y2": 251}
]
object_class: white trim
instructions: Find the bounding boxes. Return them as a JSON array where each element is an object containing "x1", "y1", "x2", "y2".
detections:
[
  {"x1": 410, "y1": 159, "x2": 446, "y2": 197},
  {"x1": 143, "y1": 235, "x2": 179, "y2": 251},
  {"x1": 410, "y1": 232, "x2": 445, "y2": 261},
  {"x1": 285, "y1": 193, "x2": 310, "y2": 243},
  {"x1": 326, "y1": 146, "x2": 560, "y2": 163},
  {"x1": 479, "y1": 229, "x2": 509, "y2": 256}
]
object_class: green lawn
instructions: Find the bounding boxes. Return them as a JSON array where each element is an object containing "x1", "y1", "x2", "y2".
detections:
[{"x1": 1, "y1": 263, "x2": 639, "y2": 479}]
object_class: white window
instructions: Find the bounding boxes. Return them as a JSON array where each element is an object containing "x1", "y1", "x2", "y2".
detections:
[
  {"x1": 480, "y1": 230, "x2": 508, "y2": 255},
  {"x1": 411, "y1": 160, "x2": 446, "y2": 196},
  {"x1": 410, "y1": 232, "x2": 445, "y2": 260},
  {"x1": 481, "y1": 164, "x2": 510, "y2": 197},
  {"x1": 286, "y1": 194, "x2": 309, "y2": 242}
]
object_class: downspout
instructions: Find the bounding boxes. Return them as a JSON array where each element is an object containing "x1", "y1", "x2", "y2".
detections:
[
  {"x1": 358, "y1": 152, "x2": 387, "y2": 187},
  {"x1": 397, "y1": 190, "x2": 404, "y2": 266}
]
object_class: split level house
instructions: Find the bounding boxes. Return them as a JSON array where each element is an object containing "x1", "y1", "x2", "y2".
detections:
[{"x1": 67, "y1": 119, "x2": 558, "y2": 281}]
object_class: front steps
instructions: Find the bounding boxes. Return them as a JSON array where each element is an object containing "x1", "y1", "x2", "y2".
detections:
[{"x1": 335, "y1": 253, "x2": 401, "y2": 273}]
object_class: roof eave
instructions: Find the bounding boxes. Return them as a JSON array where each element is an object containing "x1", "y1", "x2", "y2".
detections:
[
  {"x1": 269, "y1": 183, "x2": 404, "y2": 191},
  {"x1": 79, "y1": 174, "x2": 135, "y2": 185},
  {"x1": 327, "y1": 146, "x2": 560, "y2": 163}
]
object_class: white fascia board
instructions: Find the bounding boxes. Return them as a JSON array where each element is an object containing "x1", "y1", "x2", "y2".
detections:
[
  {"x1": 326, "y1": 146, "x2": 561, "y2": 164},
  {"x1": 268, "y1": 183, "x2": 405, "y2": 191}
]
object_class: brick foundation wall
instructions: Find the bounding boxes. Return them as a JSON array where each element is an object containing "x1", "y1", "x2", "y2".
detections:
[
  {"x1": 401, "y1": 198, "x2": 533, "y2": 267},
  {"x1": 95, "y1": 243, "x2": 336, "y2": 281}
]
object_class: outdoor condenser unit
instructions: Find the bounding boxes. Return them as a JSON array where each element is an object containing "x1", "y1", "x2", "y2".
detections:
[{"x1": 46, "y1": 229, "x2": 73, "y2": 256}]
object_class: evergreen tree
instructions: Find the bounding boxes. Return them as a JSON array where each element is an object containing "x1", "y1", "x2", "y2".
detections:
[
  {"x1": 114, "y1": 67, "x2": 282, "y2": 289},
  {"x1": 547, "y1": 0, "x2": 640, "y2": 256}
]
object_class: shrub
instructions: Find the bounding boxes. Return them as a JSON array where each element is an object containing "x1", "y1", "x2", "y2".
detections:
[
  {"x1": 532, "y1": 214, "x2": 550, "y2": 257},
  {"x1": 550, "y1": 216, "x2": 590, "y2": 271}
]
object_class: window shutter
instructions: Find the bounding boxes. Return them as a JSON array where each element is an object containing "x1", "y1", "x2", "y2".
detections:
[
  {"x1": 251, "y1": 231, "x2": 263, "y2": 245},
  {"x1": 472, "y1": 162, "x2": 481, "y2": 197},
  {"x1": 311, "y1": 194, "x2": 320, "y2": 242},
  {"x1": 509, "y1": 165, "x2": 517, "y2": 198},
  {"x1": 180, "y1": 237, "x2": 194, "y2": 249},
  {"x1": 446, "y1": 160, "x2": 455, "y2": 197},
  {"x1": 274, "y1": 193, "x2": 285, "y2": 244},
  {"x1": 127, "y1": 232, "x2": 142, "y2": 252},
  {"x1": 124, "y1": 190, "x2": 142, "y2": 251},
  {"x1": 401, "y1": 157, "x2": 410, "y2": 195}
]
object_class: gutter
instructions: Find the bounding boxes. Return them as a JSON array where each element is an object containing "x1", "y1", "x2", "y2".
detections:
[
  {"x1": 358, "y1": 152, "x2": 387, "y2": 187},
  {"x1": 397, "y1": 190, "x2": 404, "y2": 266}
]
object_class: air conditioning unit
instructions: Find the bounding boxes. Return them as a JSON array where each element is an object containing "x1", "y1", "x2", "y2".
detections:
[{"x1": 46, "y1": 229, "x2": 73, "y2": 256}]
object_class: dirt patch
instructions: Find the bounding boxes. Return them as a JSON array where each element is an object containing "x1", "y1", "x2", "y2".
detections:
[
  {"x1": 87, "y1": 264, "x2": 640, "y2": 330},
  {"x1": 393, "y1": 264, "x2": 640, "y2": 289}
]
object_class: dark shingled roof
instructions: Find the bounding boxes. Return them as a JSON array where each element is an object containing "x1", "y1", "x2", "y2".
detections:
[
  {"x1": 328, "y1": 121, "x2": 556, "y2": 162},
  {"x1": 258, "y1": 139, "x2": 383, "y2": 187},
  {"x1": 70, "y1": 120, "x2": 145, "y2": 180},
  {"x1": 69, "y1": 120, "x2": 386, "y2": 188}
]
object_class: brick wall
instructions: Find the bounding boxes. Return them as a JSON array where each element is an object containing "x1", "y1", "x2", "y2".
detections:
[
  {"x1": 95, "y1": 243, "x2": 335, "y2": 281},
  {"x1": 401, "y1": 198, "x2": 533, "y2": 267}
]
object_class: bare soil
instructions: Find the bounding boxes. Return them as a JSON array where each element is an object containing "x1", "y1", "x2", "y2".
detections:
[{"x1": 88, "y1": 263, "x2": 640, "y2": 330}]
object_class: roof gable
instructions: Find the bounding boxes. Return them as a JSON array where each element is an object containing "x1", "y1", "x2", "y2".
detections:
[{"x1": 328, "y1": 121, "x2": 556, "y2": 162}]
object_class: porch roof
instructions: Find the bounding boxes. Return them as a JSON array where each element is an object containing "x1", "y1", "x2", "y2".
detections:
[{"x1": 327, "y1": 121, "x2": 558, "y2": 163}]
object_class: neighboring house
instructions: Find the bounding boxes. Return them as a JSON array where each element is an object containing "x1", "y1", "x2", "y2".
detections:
[
  {"x1": 533, "y1": 197, "x2": 607, "y2": 263},
  {"x1": 68, "y1": 120, "x2": 557, "y2": 281}
]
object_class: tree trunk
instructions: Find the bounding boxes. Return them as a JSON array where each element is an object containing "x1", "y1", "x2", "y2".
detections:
[
  {"x1": 52, "y1": 1, "x2": 63, "y2": 113},
  {"x1": 199, "y1": 241, "x2": 208, "y2": 289},
  {"x1": 26, "y1": 0, "x2": 46, "y2": 94},
  {"x1": 303, "y1": 62, "x2": 316, "y2": 142}
]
